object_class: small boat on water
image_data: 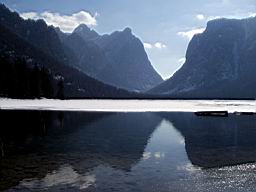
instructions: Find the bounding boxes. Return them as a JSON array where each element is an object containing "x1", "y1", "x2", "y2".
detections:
[
  {"x1": 234, "y1": 112, "x2": 256, "y2": 116},
  {"x1": 195, "y1": 111, "x2": 228, "y2": 117}
]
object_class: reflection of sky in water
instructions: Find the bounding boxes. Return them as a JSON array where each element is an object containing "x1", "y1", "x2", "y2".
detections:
[
  {"x1": 142, "y1": 120, "x2": 186, "y2": 161},
  {"x1": 12, "y1": 119, "x2": 191, "y2": 191},
  {"x1": 18, "y1": 165, "x2": 95, "y2": 190},
  {"x1": 4, "y1": 112, "x2": 256, "y2": 192}
]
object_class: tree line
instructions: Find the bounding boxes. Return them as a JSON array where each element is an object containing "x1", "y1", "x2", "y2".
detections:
[{"x1": 0, "y1": 55, "x2": 64, "y2": 99}]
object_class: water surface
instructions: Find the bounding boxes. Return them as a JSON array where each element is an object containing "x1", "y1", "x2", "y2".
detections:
[{"x1": 1, "y1": 111, "x2": 256, "y2": 191}]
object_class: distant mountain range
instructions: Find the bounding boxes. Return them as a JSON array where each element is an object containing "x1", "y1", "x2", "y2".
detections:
[
  {"x1": 1, "y1": 3, "x2": 256, "y2": 99},
  {"x1": 62, "y1": 24, "x2": 163, "y2": 91},
  {"x1": 150, "y1": 17, "x2": 256, "y2": 99},
  {"x1": 0, "y1": 4, "x2": 162, "y2": 98}
]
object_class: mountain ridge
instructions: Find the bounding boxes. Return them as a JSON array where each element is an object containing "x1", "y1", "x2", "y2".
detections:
[
  {"x1": 64, "y1": 24, "x2": 163, "y2": 91},
  {"x1": 0, "y1": 4, "x2": 138, "y2": 98},
  {"x1": 150, "y1": 16, "x2": 256, "y2": 98}
]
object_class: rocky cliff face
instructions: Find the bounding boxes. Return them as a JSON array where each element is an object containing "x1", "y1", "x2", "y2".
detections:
[
  {"x1": 0, "y1": 4, "x2": 136, "y2": 98},
  {"x1": 63, "y1": 32, "x2": 109, "y2": 77},
  {"x1": 65, "y1": 25, "x2": 163, "y2": 92},
  {"x1": 0, "y1": 4, "x2": 67, "y2": 64},
  {"x1": 96, "y1": 28, "x2": 163, "y2": 91},
  {"x1": 150, "y1": 17, "x2": 256, "y2": 98},
  {"x1": 73, "y1": 24, "x2": 99, "y2": 41}
]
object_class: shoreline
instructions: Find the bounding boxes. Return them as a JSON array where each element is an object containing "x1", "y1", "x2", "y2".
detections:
[{"x1": 0, "y1": 98, "x2": 255, "y2": 113}]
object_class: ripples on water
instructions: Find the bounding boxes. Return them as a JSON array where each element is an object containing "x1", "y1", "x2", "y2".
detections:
[{"x1": 1, "y1": 111, "x2": 256, "y2": 191}]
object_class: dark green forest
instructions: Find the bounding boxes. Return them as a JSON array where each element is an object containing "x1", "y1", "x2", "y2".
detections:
[{"x1": 0, "y1": 55, "x2": 64, "y2": 99}]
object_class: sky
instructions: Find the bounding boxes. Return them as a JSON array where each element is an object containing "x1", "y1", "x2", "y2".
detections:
[{"x1": 1, "y1": 0, "x2": 255, "y2": 79}]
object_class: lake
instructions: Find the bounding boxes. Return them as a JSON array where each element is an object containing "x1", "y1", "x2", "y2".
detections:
[{"x1": 1, "y1": 108, "x2": 256, "y2": 191}]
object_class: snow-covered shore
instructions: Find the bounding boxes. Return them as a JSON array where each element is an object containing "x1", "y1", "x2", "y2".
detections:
[{"x1": 0, "y1": 98, "x2": 255, "y2": 112}]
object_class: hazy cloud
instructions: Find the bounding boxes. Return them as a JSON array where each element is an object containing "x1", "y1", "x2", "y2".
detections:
[
  {"x1": 206, "y1": 12, "x2": 256, "y2": 21},
  {"x1": 143, "y1": 43, "x2": 153, "y2": 49},
  {"x1": 249, "y1": 13, "x2": 256, "y2": 17},
  {"x1": 144, "y1": 42, "x2": 167, "y2": 49},
  {"x1": 21, "y1": 11, "x2": 97, "y2": 32},
  {"x1": 177, "y1": 28, "x2": 205, "y2": 40},
  {"x1": 196, "y1": 14, "x2": 205, "y2": 20},
  {"x1": 21, "y1": 12, "x2": 38, "y2": 19},
  {"x1": 155, "y1": 42, "x2": 167, "y2": 49}
]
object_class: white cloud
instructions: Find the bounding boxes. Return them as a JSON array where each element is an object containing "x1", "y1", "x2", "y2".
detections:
[
  {"x1": 177, "y1": 28, "x2": 205, "y2": 40},
  {"x1": 196, "y1": 14, "x2": 205, "y2": 20},
  {"x1": 178, "y1": 57, "x2": 186, "y2": 64},
  {"x1": 21, "y1": 11, "x2": 97, "y2": 32},
  {"x1": 179, "y1": 12, "x2": 256, "y2": 42},
  {"x1": 144, "y1": 42, "x2": 167, "y2": 49},
  {"x1": 143, "y1": 43, "x2": 153, "y2": 49},
  {"x1": 249, "y1": 13, "x2": 256, "y2": 17},
  {"x1": 155, "y1": 42, "x2": 167, "y2": 49},
  {"x1": 207, "y1": 12, "x2": 256, "y2": 22},
  {"x1": 207, "y1": 15, "x2": 222, "y2": 21},
  {"x1": 20, "y1": 12, "x2": 38, "y2": 19}
]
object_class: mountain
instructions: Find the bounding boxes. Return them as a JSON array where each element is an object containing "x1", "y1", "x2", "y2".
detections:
[
  {"x1": 150, "y1": 17, "x2": 256, "y2": 98},
  {"x1": 0, "y1": 4, "x2": 136, "y2": 98},
  {"x1": 64, "y1": 25, "x2": 163, "y2": 91},
  {"x1": 73, "y1": 24, "x2": 99, "y2": 41},
  {"x1": 63, "y1": 32, "x2": 109, "y2": 78},
  {"x1": 95, "y1": 28, "x2": 163, "y2": 91},
  {"x1": 0, "y1": 4, "x2": 162, "y2": 96},
  {"x1": 0, "y1": 5, "x2": 68, "y2": 64},
  {"x1": 54, "y1": 27, "x2": 69, "y2": 42}
]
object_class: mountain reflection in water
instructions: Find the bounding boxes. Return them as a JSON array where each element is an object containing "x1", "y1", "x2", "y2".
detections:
[{"x1": 1, "y1": 111, "x2": 256, "y2": 191}]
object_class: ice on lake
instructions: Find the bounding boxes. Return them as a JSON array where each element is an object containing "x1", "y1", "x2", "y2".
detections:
[{"x1": 0, "y1": 98, "x2": 255, "y2": 112}]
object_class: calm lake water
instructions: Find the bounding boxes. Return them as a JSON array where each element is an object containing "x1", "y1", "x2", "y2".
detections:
[{"x1": 1, "y1": 110, "x2": 256, "y2": 191}]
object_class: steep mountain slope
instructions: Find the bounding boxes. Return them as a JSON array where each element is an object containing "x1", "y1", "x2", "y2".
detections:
[
  {"x1": 55, "y1": 27, "x2": 69, "y2": 42},
  {"x1": 65, "y1": 25, "x2": 163, "y2": 91},
  {"x1": 73, "y1": 24, "x2": 99, "y2": 41},
  {"x1": 150, "y1": 17, "x2": 256, "y2": 98},
  {"x1": 63, "y1": 33, "x2": 109, "y2": 78},
  {"x1": 0, "y1": 4, "x2": 135, "y2": 98},
  {"x1": 96, "y1": 28, "x2": 163, "y2": 91},
  {"x1": 0, "y1": 4, "x2": 68, "y2": 64}
]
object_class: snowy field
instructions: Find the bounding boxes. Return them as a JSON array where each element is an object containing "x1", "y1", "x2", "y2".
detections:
[{"x1": 0, "y1": 98, "x2": 255, "y2": 112}]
